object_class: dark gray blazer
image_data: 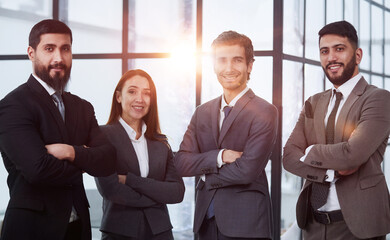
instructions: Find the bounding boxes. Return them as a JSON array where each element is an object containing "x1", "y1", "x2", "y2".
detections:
[
  {"x1": 95, "y1": 122, "x2": 185, "y2": 238},
  {"x1": 283, "y1": 78, "x2": 390, "y2": 238},
  {"x1": 174, "y1": 89, "x2": 278, "y2": 238}
]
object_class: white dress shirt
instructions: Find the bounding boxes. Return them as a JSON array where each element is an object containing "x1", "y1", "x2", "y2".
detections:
[
  {"x1": 33, "y1": 74, "x2": 56, "y2": 98},
  {"x1": 119, "y1": 117, "x2": 149, "y2": 178},
  {"x1": 301, "y1": 73, "x2": 362, "y2": 211}
]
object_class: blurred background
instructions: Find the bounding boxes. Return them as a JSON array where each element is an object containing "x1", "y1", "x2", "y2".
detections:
[{"x1": 0, "y1": 0, "x2": 389, "y2": 239}]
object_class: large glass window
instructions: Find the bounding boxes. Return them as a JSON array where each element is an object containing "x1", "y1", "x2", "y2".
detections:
[
  {"x1": 360, "y1": 0, "x2": 371, "y2": 71},
  {"x1": 385, "y1": 11, "x2": 390, "y2": 75},
  {"x1": 130, "y1": 0, "x2": 196, "y2": 53},
  {"x1": 304, "y1": 64, "x2": 324, "y2": 100},
  {"x1": 202, "y1": 0, "x2": 273, "y2": 51},
  {"x1": 67, "y1": 59, "x2": 122, "y2": 124},
  {"x1": 281, "y1": 60, "x2": 303, "y2": 233},
  {"x1": 326, "y1": 0, "x2": 343, "y2": 23},
  {"x1": 1, "y1": 1, "x2": 390, "y2": 239},
  {"x1": 305, "y1": 0, "x2": 325, "y2": 61},
  {"x1": 283, "y1": 0, "x2": 304, "y2": 57},
  {"x1": 67, "y1": 0, "x2": 122, "y2": 53},
  {"x1": 0, "y1": 0, "x2": 52, "y2": 54},
  {"x1": 371, "y1": 5, "x2": 384, "y2": 74}
]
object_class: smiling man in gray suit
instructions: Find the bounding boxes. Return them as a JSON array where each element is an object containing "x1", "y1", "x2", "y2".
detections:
[
  {"x1": 174, "y1": 31, "x2": 278, "y2": 240},
  {"x1": 283, "y1": 21, "x2": 390, "y2": 240}
]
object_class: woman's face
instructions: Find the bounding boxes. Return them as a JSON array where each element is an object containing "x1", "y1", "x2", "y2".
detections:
[{"x1": 116, "y1": 75, "x2": 151, "y2": 126}]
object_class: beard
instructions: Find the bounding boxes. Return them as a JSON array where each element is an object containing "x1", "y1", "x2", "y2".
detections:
[
  {"x1": 323, "y1": 55, "x2": 357, "y2": 86},
  {"x1": 34, "y1": 62, "x2": 71, "y2": 92}
]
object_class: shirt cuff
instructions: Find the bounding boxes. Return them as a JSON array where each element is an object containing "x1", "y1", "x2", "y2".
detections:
[
  {"x1": 300, "y1": 145, "x2": 314, "y2": 162},
  {"x1": 325, "y1": 170, "x2": 335, "y2": 182},
  {"x1": 217, "y1": 149, "x2": 225, "y2": 168}
]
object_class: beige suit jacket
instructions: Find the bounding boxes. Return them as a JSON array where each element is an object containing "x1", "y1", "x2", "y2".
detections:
[{"x1": 283, "y1": 77, "x2": 390, "y2": 238}]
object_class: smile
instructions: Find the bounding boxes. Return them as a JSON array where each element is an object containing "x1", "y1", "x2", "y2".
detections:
[
  {"x1": 223, "y1": 74, "x2": 239, "y2": 80},
  {"x1": 327, "y1": 63, "x2": 343, "y2": 73}
]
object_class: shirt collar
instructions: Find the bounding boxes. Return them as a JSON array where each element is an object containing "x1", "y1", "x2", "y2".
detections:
[
  {"x1": 332, "y1": 73, "x2": 362, "y2": 100},
  {"x1": 119, "y1": 117, "x2": 147, "y2": 141},
  {"x1": 32, "y1": 73, "x2": 56, "y2": 96},
  {"x1": 221, "y1": 86, "x2": 249, "y2": 110}
]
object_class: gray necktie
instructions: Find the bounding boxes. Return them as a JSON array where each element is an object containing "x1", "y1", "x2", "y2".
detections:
[
  {"x1": 310, "y1": 90, "x2": 342, "y2": 210},
  {"x1": 206, "y1": 105, "x2": 233, "y2": 219},
  {"x1": 52, "y1": 92, "x2": 65, "y2": 121}
]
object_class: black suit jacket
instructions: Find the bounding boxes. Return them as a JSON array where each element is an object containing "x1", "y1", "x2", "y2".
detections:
[
  {"x1": 0, "y1": 75, "x2": 116, "y2": 240},
  {"x1": 95, "y1": 122, "x2": 185, "y2": 238}
]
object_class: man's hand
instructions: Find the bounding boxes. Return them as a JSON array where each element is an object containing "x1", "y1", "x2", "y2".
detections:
[
  {"x1": 338, "y1": 167, "x2": 359, "y2": 176},
  {"x1": 118, "y1": 174, "x2": 126, "y2": 184},
  {"x1": 45, "y1": 143, "x2": 75, "y2": 162},
  {"x1": 222, "y1": 150, "x2": 243, "y2": 164}
]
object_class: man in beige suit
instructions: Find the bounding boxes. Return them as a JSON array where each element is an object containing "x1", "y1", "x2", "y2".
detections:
[{"x1": 283, "y1": 20, "x2": 390, "y2": 240}]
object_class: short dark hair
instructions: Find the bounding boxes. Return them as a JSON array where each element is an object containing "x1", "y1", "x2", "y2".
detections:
[
  {"x1": 211, "y1": 30, "x2": 255, "y2": 65},
  {"x1": 29, "y1": 19, "x2": 73, "y2": 49},
  {"x1": 318, "y1": 20, "x2": 358, "y2": 48}
]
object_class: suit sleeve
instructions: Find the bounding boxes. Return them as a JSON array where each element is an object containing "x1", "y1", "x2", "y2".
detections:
[
  {"x1": 174, "y1": 108, "x2": 220, "y2": 177},
  {"x1": 72, "y1": 101, "x2": 116, "y2": 177},
  {"x1": 282, "y1": 103, "x2": 328, "y2": 182},
  {"x1": 0, "y1": 100, "x2": 82, "y2": 186},
  {"x1": 303, "y1": 90, "x2": 390, "y2": 171},
  {"x1": 125, "y1": 148, "x2": 185, "y2": 204},
  {"x1": 95, "y1": 174, "x2": 159, "y2": 207},
  {"x1": 205, "y1": 104, "x2": 279, "y2": 189}
]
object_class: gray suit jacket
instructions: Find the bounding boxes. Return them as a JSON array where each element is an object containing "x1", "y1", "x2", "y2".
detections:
[
  {"x1": 175, "y1": 89, "x2": 278, "y2": 238},
  {"x1": 95, "y1": 122, "x2": 185, "y2": 237},
  {"x1": 283, "y1": 77, "x2": 390, "y2": 238}
]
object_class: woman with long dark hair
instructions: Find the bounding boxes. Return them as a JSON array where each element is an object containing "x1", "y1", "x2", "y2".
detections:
[{"x1": 95, "y1": 69, "x2": 185, "y2": 240}]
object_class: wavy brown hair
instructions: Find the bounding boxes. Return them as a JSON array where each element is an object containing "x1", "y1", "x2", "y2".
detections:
[{"x1": 107, "y1": 69, "x2": 165, "y2": 142}]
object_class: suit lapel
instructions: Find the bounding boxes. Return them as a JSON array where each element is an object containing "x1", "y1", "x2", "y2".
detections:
[
  {"x1": 146, "y1": 139, "x2": 160, "y2": 178},
  {"x1": 113, "y1": 122, "x2": 141, "y2": 176},
  {"x1": 334, "y1": 77, "x2": 367, "y2": 143},
  {"x1": 211, "y1": 97, "x2": 221, "y2": 147},
  {"x1": 218, "y1": 89, "x2": 254, "y2": 145},
  {"x1": 313, "y1": 90, "x2": 331, "y2": 144},
  {"x1": 27, "y1": 75, "x2": 69, "y2": 142}
]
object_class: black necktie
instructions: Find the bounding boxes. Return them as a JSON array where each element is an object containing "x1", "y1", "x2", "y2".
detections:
[
  {"x1": 206, "y1": 105, "x2": 233, "y2": 219},
  {"x1": 52, "y1": 92, "x2": 65, "y2": 121},
  {"x1": 310, "y1": 90, "x2": 342, "y2": 210}
]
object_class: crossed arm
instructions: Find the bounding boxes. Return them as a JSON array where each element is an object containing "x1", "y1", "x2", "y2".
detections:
[
  {"x1": 175, "y1": 105, "x2": 278, "y2": 188},
  {"x1": 283, "y1": 90, "x2": 390, "y2": 181},
  {"x1": 96, "y1": 149, "x2": 184, "y2": 207}
]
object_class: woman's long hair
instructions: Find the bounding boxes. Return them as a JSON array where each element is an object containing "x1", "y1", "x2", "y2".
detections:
[{"x1": 107, "y1": 69, "x2": 165, "y2": 142}]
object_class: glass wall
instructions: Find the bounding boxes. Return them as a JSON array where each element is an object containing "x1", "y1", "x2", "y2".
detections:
[
  {"x1": 282, "y1": 1, "x2": 390, "y2": 240},
  {"x1": 0, "y1": 0, "x2": 389, "y2": 239}
]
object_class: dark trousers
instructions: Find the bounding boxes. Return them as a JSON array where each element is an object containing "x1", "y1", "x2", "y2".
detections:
[
  {"x1": 101, "y1": 214, "x2": 173, "y2": 240},
  {"x1": 303, "y1": 214, "x2": 386, "y2": 240},
  {"x1": 63, "y1": 219, "x2": 82, "y2": 240},
  {"x1": 198, "y1": 216, "x2": 271, "y2": 240}
]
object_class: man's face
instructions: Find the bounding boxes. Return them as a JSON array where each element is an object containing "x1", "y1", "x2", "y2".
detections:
[
  {"x1": 319, "y1": 34, "x2": 362, "y2": 87},
  {"x1": 214, "y1": 44, "x2": 253, "y2": 96},
  {"x1": 28, "y1": 33, "x2": 72, "y2": 92}
]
